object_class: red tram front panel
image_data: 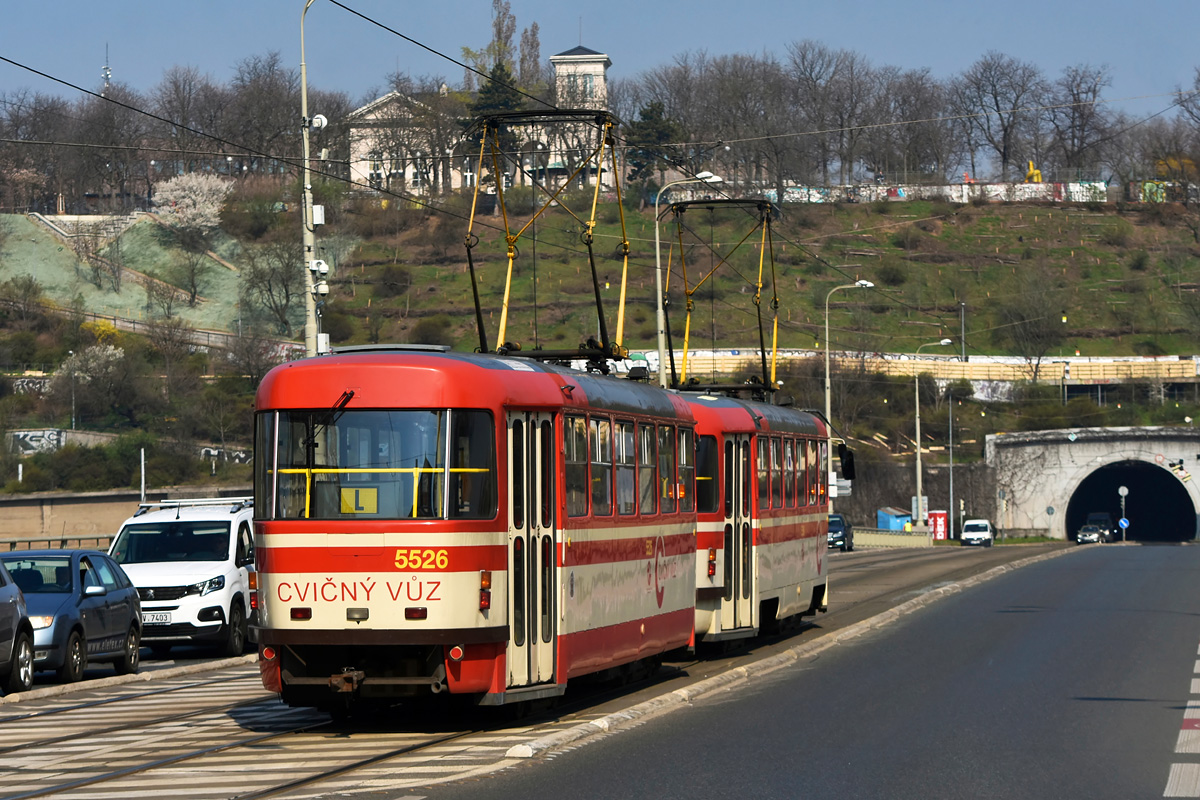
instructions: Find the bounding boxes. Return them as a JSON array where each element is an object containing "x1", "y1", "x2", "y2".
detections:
[{"x1": 251, "y1": 350, "x2": 697, "y2": 711}]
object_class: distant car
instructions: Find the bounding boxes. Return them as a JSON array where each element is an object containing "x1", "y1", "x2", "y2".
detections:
[
  {"x1": 1077, "y1": 524, "x2": 1103, "y2": 544},
  {"x1": 1086, "y1": 512, "x2": 1115, "y2": 542},
  {"x1": 109, "y1": 497, "x2": 255, "y2": 658},
  {"x1": 961, "y1": 519, "x2": 995, "y2": 547},
  {"x1": 0, "y1": 550, "x2": 141, "y2": 682},
  {"x1": 827, "y1": 514, "x2": 854, "y2": 551},
  {"x1": 0, "y1": 560, "x2": 34, "y2": 694}
]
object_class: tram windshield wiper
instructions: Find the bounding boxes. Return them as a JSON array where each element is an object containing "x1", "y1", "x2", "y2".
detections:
[{"x1": 303, "y1": 390, "x2": 356, "y2": 453}]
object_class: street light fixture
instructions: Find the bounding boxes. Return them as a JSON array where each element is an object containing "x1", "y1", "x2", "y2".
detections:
[
  {"x1": 654, "y1": 171, "x2": 723, "y2": 388},
  {"x1": 914, "y1": 338, "x2": 953, "y2": 529},
  {"x1": 823, "y1": 280, "x2": 873, "y2": 504}
]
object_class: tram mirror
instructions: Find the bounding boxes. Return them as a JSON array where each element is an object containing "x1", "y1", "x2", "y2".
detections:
[{"x1": 839, "y1": 445, "x2": 856, "y2": 481}]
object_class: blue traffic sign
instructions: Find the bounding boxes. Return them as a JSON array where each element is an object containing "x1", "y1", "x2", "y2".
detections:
[{"x1": 1118, "y1": 518, "x2": 1129, "y2": 529}]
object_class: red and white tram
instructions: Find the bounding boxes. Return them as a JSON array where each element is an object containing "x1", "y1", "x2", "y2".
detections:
[
  {"x1": 686, "y1": 395, "x2": 830, "y2": 643},
  {"x1": 252, "y1": 346, "x2": 699, "y2": 712}
]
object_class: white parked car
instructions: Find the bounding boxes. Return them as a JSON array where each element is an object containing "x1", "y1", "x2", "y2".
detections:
[
  {"x1": 109, "y1": 497, "x2": 254, "y2": 658},
  {"x1": 961, "y1": 519, "x2": 995, "y2": 547}
]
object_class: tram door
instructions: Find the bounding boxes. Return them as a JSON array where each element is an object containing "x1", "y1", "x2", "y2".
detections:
[
  {"x1": 720, "y1": 434, "x2": 756, "y2": 632},
  {"x1": 506, "y1": 413, "x2": 557, "y2": 688}
]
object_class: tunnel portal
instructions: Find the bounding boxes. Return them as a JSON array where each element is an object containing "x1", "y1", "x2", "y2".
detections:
[{"x1": 1064, "y1": 460, "x2": 1195, "y2": 542}]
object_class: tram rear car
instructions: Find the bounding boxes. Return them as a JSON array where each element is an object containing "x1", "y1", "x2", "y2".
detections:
[
  {"x1": 251, "y1": 349, "x2": 697, "y2": 712},
  {"x1": 687, "y1": 395, "x2": 830, "y2": 642}
]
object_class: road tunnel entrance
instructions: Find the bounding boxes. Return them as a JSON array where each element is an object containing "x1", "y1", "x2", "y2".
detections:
[{"x1": 1065, "y1": 460, "x2": 1196, "y2": 542}]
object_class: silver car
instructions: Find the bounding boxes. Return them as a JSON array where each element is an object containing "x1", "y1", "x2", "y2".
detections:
[{"x1": 0, "y1": 560, "x2": 34, "y2": 694}]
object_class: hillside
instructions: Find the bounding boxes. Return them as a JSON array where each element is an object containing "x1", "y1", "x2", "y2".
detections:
[
  {"x1": 329, "y1": 197, "x2": 1200, "y2": 362},
  {"x1": 4, "y1": 196, "x2": 1200, "y2": 362}
]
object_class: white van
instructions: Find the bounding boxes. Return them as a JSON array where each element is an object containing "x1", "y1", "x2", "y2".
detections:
[
  {"x1": 109, "y1": 497, "x2": 254, "y2": 657},
  {"x1": 961, "y1": 519, "x2": 995, "y2": 547}
]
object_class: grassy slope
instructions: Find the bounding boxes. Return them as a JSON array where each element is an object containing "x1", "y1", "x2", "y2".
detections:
[{"x1": 5, "y1": 198, "x2": 1198, "y2": 358}]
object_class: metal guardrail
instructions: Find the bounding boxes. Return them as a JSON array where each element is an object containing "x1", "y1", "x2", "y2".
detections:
[{"x1": 2, "y1": 535, "x2": 113, "y2": 553}]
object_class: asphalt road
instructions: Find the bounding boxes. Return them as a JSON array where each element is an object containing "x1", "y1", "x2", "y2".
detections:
[{"x1": 420, "y1": 543, "x2": 1200, "y2": 799}]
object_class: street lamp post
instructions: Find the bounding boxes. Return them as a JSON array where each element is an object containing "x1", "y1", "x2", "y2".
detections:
[
  {"x1": 948, "y1": 395, "x2": 956, "y2": 539},
  {"x1": 824, "y1": 280, "x2": 873, "y2": 504},
  {"x1": 654, "y1": 171, "x2": 722, "y2": 388},
  {"x1": 914, "y1": 338, "x2": 953, "y2": 529},
  {"x1": 67, "y1": 350, "x2": 75, "y2": 431},
  {"x1": 299, "y1": 0, "x2": 323, "y2": 358}
]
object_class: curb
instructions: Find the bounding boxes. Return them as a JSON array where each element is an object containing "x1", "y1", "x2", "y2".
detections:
[
  {"x1": 0, "y1": 654, "x2": 257, "y2": 705},
  {"x1": 504, "y1": 545, "x2": 1076, "y2": 758}
]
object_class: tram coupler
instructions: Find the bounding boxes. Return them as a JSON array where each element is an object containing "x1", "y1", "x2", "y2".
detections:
[{"x1": 329, "y1": 669, "x2": 366, "y2": 693}]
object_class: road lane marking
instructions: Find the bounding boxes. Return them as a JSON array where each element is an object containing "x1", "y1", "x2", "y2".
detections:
[{"x1": 1166, "y1": 764, "x2": 1200, "y2": 796}]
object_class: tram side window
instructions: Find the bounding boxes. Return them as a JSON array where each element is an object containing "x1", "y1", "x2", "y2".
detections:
[
  {"x1": 565, "y1": 415, "x2": 589, "y2": 517},
  {"x1": 784, "y1": 439, "x2": 796, "y2": 508},
  {"x1": 511, "y1": 420, "x2": 525, "y2": 529},
  {"x1": 658, "y1": 425, "x2": 677, "y2": 514},
  {"x1": 756, "y1": 438, "x2": 770, "y2": 510},
  {"x1": 615, "y1": 421, "x2": 636, "y2": 515},
  {"x1": 639, "y1": 424, "x2": 657, "y2": 515},
  {"x1": 818, "y1": 440, "x2": 829, "y2": 502},
  {"x1": 807, "y1": 440, "x2": 819, "y2": 505},
  {"x1": 678, "y1": 428, "x2": 695, "y2": 513},
  {"x1": 771, "y1": 437, "x2": 783, "y2": 509},
  {"x1": 254, "y1": 413, "x2": 275, "y2": 519},
  {"x1": 539, "y1": 420, "x2": 555, "y2": 529},
  {"x1": 591, "y1": 418, "x2": 613, "y2": 516},
  {"x1": 449, "y1": 411, "x2": 496, "y2": 519},
  {"x1": 697, "y1": 435, "x2": 720, "y2": 515}
]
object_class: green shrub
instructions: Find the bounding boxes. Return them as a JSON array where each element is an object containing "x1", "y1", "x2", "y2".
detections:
[
  {"x1": 877, "y1": 264, "x2": 907, "y2": 287},
  {"x1": 374, "y1": 265, "x2": 412, "y2": 298},
  {"x1": 1099, "y1": 220, "x2": 1134, "y2": 247}
]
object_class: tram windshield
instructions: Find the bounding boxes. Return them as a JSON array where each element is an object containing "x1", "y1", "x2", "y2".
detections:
[{"x1": 255, "y1": 409, "x2": 496, "y2": 521}]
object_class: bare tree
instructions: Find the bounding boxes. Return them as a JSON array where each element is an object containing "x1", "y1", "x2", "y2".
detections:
[
  {"x1": 146, "y1": 316, "x2": 194, "y2": 403},
  {"x1": 150, "y1": 66, "x2": 222, "y2": 175},
  {"x1": 241, "y1": 235, "x2": 303, "y2": 336},
  {"x1": 227, "y1": 52, "x2": 299, "y2": 167},
  {"x1": 786, "y1": 41, "x2": 842, "y2": 185},
  {"x1": 993, "y1": 264, "x2": 1066, "y2": 382},
  {"x1": 956, "y1": 52, "x2": 1048, "y2": 181},
  {"x1": 71, "y1": 83, "x2": 150, "y2": 211},
  {"x1": 1045, "y1": 64, "x2": 1113, "y2": 176}
]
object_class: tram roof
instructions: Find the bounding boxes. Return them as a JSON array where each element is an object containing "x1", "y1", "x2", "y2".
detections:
[
  {"x1": 684, "y1": 393, "x2": 824, "y2": 437},
  {"x1": 256, "y1": 349, "x2": 693, "y2": 421}
]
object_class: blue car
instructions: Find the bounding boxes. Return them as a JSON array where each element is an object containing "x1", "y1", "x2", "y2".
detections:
[{"x1": 0, "y1": 550, "x2": 141, "y2": 682}]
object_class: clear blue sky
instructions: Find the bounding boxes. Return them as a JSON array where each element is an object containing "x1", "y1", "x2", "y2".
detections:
[{"x1": 1, "y1": 0, "x2": 1195, "y2": 120}]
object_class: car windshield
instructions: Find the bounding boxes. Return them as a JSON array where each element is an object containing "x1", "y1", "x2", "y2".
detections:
[
  {"x1": 1, "y1": 556, "x2": 72, "y2": 594},
  {"x1": 964, "y1": 523, "x2": 988, "y2": 532},
  {"x1": 828, "y1": 516, "x2": 845, "y2": 530},
  {"x1": 110, "y1": 521, "x2": 231, "y2": 564}
]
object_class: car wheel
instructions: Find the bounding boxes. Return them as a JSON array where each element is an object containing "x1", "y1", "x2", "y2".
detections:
[
  {"x1": 4, "y1": 632, "x2": 34, "y2": 694},
  {"x1": 846, "y1": 543, "x2": 854, "y2": 552},
  {"x1": 985, "y1": 539, "x2": 993, "y2": 548},
  {"x1": 114, "y1": 626, "x2": 140, "y2": 675},
  {"x1": 57, "y1": 631, "x2": 85, "y2": 683},
  {"x1": 221, "y1": 602, "x2": 246, "y2": 657}
]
